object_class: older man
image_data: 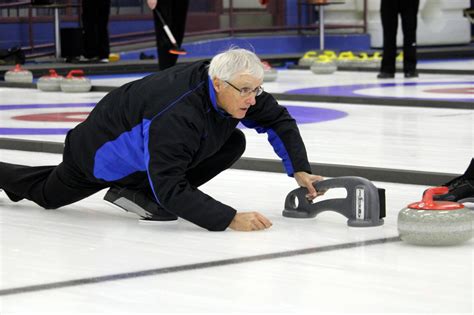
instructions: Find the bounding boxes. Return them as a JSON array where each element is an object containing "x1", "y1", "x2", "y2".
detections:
[{"x1": 0, "y1": 49, "x2": 322, "y2": 231}]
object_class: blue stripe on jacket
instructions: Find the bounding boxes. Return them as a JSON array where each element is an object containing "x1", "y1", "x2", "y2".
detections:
[
  {"x1": 93, "y1": 123, "x2": 146, "y2": 181},
  {"x1": 93, "y1": 81, "x2": 205, "y2": 183}
]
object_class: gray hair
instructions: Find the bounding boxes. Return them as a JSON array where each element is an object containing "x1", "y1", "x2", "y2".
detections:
[{"x1": 208, "y1": 48, "x2": 264, "y2": 81}]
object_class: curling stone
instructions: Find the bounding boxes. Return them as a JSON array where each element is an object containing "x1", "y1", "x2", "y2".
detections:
[
  {"x1": 369, "y1": 52, "x2": 382, "y2": 69},
  {"x1": 283, "y1": 176, "x2": 385, "y2": 227},
  {"x1": 4, "y1": 64, "x2": 33, "y2": 83},
  {"x1": 322, "y1": 50, "x2": 337, "y2": 60},
  {"x1": 298, "y1": 51, "x2": 319, "y2": 67},
  {"x1": 310, "y1": 55, "x2": 337, "y2": 75},
  {"x1": 336, "y1": 51, "x2": 356, "y2": 67},
  {"x1": 60, "y1": 70, "x2": 92, "y2": 93},
  {"x1": 37, "y1": 69, "x2": 63, "y2": 92},
  {"x1": 396, "y1": 52, "x2": 403, "y2": 69},
  {"x1": 262, "y1": 61, "x2": 278, "y2": 82},
  {"x1": 398, "y1": 187, "x2": 473, "y2": 246},
  {"x1": 355, "y1": 52, "x2": 379, "y2": 68},
  {"x1": 108, "y1": 53, "x2": 120, "y2": 62}
]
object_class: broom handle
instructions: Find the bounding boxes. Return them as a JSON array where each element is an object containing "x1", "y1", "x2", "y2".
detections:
[{"x1": 154, "y1": 8, "x2": 178, "y2": 45}]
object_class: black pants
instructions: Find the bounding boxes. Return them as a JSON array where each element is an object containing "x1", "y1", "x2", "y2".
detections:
[
  {"x1": 82, "y1": 0, "x2": 111, "y2": 59},
  {"x1": 0, "y1": 129, "x2": 245, "y2": 209},
  {"x1": 380, "y1": 0, "x2": 419, "y2": 74},
  {"x1": 153, "y1": 0, "x2": 189, "y2": 70}
]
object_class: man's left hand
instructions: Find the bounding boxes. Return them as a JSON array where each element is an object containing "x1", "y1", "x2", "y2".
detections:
[{"x1": 294, "y1": 172, "x2": 324, "y2": 200}]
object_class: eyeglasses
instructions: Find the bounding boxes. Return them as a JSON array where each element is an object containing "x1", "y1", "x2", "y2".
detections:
[{"x1": 225, "y1": 80, "x2": 264, "y2": 97}]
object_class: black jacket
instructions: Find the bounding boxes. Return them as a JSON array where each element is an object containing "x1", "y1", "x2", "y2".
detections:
[{"x1": 65, "y1": 60, "x2": 311, "y2": 231}]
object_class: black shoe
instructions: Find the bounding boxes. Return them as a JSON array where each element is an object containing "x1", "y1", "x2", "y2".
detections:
[
  {"x1": 434, "y1": 178, "x2": 474, "y2": 202},
  {"x1": 77, "y1": 56, "x2": 99, "y2": 64},
  {"x1": 434, "y1": 159, "x2": 474, "y2": 202},
  {"x1": 139, "y1": 52, "x2": 155, "y2": 60},
  {"x1": 404, "y1": 71, "x2": 419, "y2": 78},
  {"x1": 0, "y1": 189, "x2": 23, "y2": 202},
  {"x1": 377, "y1": 72, "x2": 395, "y2": 79},
  {"x1": 104, "y1": 187, "x2": 177, "y2": 221}
]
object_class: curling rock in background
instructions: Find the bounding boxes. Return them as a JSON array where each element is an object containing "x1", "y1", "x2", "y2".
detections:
[
  {"x1": 353, "y1": 52, "x2": 380, "y2": 68},
  {"x1": 322, "y1": 50, "x2": 337, "y2": 61},
  {"x1": 4, "y1": 64, "x2": 33, "y2": 83},
  {"x1": 298, "y1": 51, "x2": 319, "y2": 67},
  {"x1": 108, "y1": 53, "x2": 120, "y2": 62},
  {"x1": 60, "y1": 70, "x2": 92, "y2": 93},
  {"x1": 397, "y1": 187, "x2": 474, "y2": 246},
  {"x1": 37, "y1": 69, "x2": 63, "y2": 92},
  {"x1": 396, "y1": 52, "x2": 403, "y2": 69},
  {"x1": 371, "y1": 52, "x2": 383, "y2": 68},
  {"x1": 262, "y1": 61, "x2": 277, "y2": 82},
  {"x1": 310, "y1": 55, "x2": 337, "y2": 74},
  {"x1": 336, "y1": 51, "x2": 356, "y2": 67}
]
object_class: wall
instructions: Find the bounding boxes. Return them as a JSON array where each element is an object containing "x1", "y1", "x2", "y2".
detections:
[
  {"x1": 364, "y1": 0, "x2": 471, "y2": 47},
  {"x1": 0, "y1": 19, "x2": 154, "y2": 49},
  {"x1": 285, "y1": 0, "x2": 472, "y2": 47}
]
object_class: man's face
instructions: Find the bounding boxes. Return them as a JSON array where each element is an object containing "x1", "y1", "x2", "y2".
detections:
[{"x1": 213, "y1": 74, "x2": 263, "y2": 119}]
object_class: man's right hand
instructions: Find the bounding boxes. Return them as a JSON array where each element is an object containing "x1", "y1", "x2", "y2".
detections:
[{"x1": 228, "y1": 212, "x2": 272, "y2": 231}]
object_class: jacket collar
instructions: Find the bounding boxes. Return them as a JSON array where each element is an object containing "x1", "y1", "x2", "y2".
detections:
[{"x1": 208, "y1": 76, "x2": 231, "y2": 118}]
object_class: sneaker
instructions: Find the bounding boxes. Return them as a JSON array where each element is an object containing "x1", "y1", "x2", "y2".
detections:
[
  {"x1": 99, "y1": 58, "x2": 109, "y2": 63},
  {"x1": 104, "y1": 187, "x2": 177, "y2": 221}
]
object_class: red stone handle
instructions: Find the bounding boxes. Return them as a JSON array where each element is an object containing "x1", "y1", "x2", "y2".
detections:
[
  {"x1": 408, "y1": 186, "x2": 463, "y2": 210},
  {"x1": 422, "y1": 187, "x2": 449, "y2": 205},
  {"x1": 48, "y1": 69, "x2": 59, "y2": 77},
  {"x1": 66, "y1": 70, "x2": 84, "y2": 79}
]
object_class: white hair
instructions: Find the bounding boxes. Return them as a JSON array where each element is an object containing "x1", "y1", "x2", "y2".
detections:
[{"x1": 208, "y1": 48, "x2": 264, "y2": 81}]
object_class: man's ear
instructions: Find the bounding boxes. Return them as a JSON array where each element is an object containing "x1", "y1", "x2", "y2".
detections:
[{"x1": 212, "y1": 78, "x2": 222, "y2": 92}]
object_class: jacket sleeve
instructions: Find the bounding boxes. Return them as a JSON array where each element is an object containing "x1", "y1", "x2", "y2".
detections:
[
  {"x1": 144, "y1": 109, "x2": 237, "y2": 231},
  {"x1": 241, "y1": 92, "x2": 312, "y2": 176}
]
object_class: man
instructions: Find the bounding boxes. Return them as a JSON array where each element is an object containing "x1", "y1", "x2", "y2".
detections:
[
  {"x1": 377, "y1": 0, "x2": 420, "y2": 79},
  {"x1": 0, "y1": 49, "x2": 322, "y2": 231}
]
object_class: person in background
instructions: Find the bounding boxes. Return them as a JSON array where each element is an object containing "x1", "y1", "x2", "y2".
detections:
[
  {"x1": 146, "y1": 0, "x2": 189, "y2": 70},
  {"x1": 378, "y1": 0, "x2": 420, "y2": 79},
  {"x1": 81, "y1": 0, "x2": 111, "y2": 63}
]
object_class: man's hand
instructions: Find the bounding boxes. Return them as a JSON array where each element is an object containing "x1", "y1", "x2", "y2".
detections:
[
  {"x1": 294, "y1": 171, "x2": 324, "y2": 201},
  {"x1": 228, "y1": 212, "x2": 272, "y2": 231},
  {"x1": 147, "y1": 0, "x2": 157, "y2": 10}
]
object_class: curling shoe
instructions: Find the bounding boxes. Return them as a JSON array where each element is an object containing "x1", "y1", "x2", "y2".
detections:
[{"x1": 104, "y1": 187, "x2": 177, "y2": 221}]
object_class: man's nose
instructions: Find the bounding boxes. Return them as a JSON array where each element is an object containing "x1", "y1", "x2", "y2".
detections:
[{"x1": 246, "y1": 94, "x2": 256, "y2": 106}]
